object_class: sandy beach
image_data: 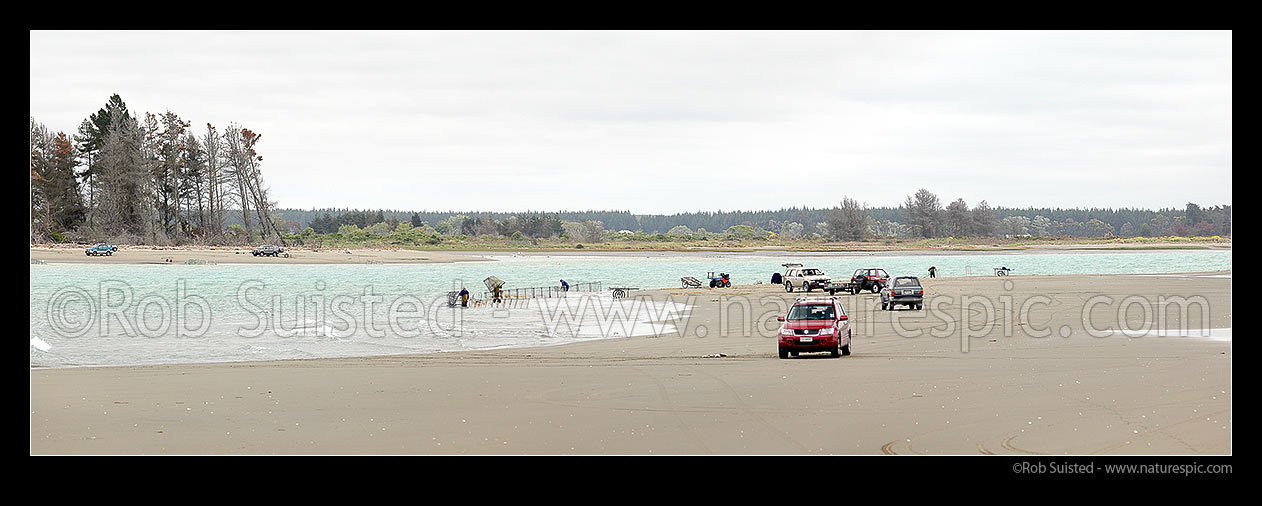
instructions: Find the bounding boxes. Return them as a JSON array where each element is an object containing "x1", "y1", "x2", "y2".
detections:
[
  {"x1": 29, "y1": 246, "x2": 489, "y2": 265},
  {"x1": 30, "y1": 272, "x2": 1231, "y2": 454}
]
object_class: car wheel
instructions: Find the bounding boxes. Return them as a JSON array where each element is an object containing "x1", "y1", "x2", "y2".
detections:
[
  {"x1": 785, "y1": 282, "x2": 793, "y2": 293},
  {"x1": 779, "y1": 348, "x2": 788, "y2": 359},
  {"x1": 830, "y1": 345, "x2": 840, "y2": 358},
  {"x1": 871, "y1": 283, "x2": 882, "y2": 294},
  {"x1": 803, "y1": 282, "x2": 811, "y2": 292}
]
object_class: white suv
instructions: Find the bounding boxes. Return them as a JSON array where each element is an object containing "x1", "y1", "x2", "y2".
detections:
[{"x1": 781, "y1": 263, "x2": 832, "y2": 293}]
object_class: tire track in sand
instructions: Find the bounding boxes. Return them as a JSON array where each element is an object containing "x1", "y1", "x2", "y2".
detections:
[
  {"x1": 692, "y1": 365, "x2": 811, "y2": 453},
  {"x1": 632, "y1": 365, "x2": 712, "y2": 454},
  {"x1": 1001, "y1": 435, "x2": 1044, "y2": 455}
]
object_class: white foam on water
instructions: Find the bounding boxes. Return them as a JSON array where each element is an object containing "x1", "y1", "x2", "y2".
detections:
[
  {"x1": 30, "y1": 336, "x2": 51, "y2": 352},
  {"x1": 532, "y1": 292, "x2": 691, "y2": 340}
]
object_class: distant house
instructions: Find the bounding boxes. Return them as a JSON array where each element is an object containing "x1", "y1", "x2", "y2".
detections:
[{"x1": 618, "y1": 230, "x2": 635, "y2": 235}]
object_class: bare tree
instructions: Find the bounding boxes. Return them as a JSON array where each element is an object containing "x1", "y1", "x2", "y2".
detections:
[
  {"x1": 581, "y1": 220, "x2": 605, "y2": 243},
  {"x1": 154, "y1": 111, "x2": 189, "y2": 240},
  {"x1": 223, "y1": 124, "x2": 283, "y2": 245},
  {"x1": 221, "y1": 124, "x2": 253, "y2": 239},
  {"x1": 96, "y1": 105, "x2": 150, "y2": 236},
  {"x1": 181, "y1": 131, "x2": 207, "y2": 237},
  {"x1": 30, "y1": 119, "x2": 55, "y2": 240},
  {"x1": 202, "y1": 123, "x2": 225, "y2": 239}
]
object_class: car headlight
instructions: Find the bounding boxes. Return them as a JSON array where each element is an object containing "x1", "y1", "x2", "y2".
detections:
[
  {"x1": 818, "y1": 328, "x2": 834, "y2": 336},
  {"x1": 780, "y1": 328, "x2": 793, "y2": 336}
]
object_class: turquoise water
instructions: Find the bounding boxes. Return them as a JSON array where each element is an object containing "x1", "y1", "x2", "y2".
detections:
[{"x1": 30, "y1": 249, "x2": 1230, "y2": 368}]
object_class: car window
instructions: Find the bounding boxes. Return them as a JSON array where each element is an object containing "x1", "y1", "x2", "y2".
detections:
[
  {"x1": 894, "y1": 278, "x2": 919, "y2": 287},
  {"x1": 788, "y1": 304, "x2": 835, "y2": 320},
  {"x1": 878, "y1": 270, "x2": 888, "y2": 277}
]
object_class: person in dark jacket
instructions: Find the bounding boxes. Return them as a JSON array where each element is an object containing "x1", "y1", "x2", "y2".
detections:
[
  {"x1": 928, "y1": 266, "x2": 936, "y2": 278},
  {"x1": 459, "y1": 287, "x2": 470, "y2": 307}
]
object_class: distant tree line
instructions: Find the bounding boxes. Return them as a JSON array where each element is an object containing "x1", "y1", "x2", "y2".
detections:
[
  {"x1": 30, "y1": 94, "x2": 282, "y2": 245},
  {"x1": 274, "y1": 189, "x2": 1229, "y2": 242}
]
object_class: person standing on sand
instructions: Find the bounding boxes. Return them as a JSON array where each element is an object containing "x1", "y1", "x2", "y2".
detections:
[
  {"x1": 560, "y1": 279, "x2": 569, "y2": 294},
  {"x1": 928, "y1": 266, "x2": 936, "y2": 278},
  {"x1": 459, "y1": 287, "x2": 470, "y2": 307},
  {"x1": 492, "y1": 284, "x2": 502, "y2": 303}
]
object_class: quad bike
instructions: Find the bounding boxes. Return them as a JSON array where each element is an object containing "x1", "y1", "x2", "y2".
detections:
[{"x1": 709, "y1": 272, "x2": 732, "y2": 288}]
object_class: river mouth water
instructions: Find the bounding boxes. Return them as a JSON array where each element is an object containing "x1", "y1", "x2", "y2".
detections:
[{"x1": 30, "y1": 249, "x2": 1231, "y2": 368}]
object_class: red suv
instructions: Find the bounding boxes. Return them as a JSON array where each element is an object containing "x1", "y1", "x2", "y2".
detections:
[{"x1": 777, "y1": 297, "x2": 852, "y2": 359}]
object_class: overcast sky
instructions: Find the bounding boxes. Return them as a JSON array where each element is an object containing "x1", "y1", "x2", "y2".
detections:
[{"x1": 29, "y1": 30, "x2": 1232, "y2": 214}]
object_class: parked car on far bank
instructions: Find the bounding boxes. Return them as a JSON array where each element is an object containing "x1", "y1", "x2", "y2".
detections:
[
  {"x1": 252, "y1": 244, "x2": 285, "y2": 257},
  {"x1": 85, "y1": 243, "x2": 116, "y2": 256}
]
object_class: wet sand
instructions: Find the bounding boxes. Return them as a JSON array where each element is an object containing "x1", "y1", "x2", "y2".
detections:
[{"x1": 30, "y1": 272, "x2": 1231, "y2": 454}]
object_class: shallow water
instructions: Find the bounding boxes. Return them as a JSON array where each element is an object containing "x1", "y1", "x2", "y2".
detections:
[{"x1": 30, "y1": 249, "x2": 1230, "y2": 368}]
